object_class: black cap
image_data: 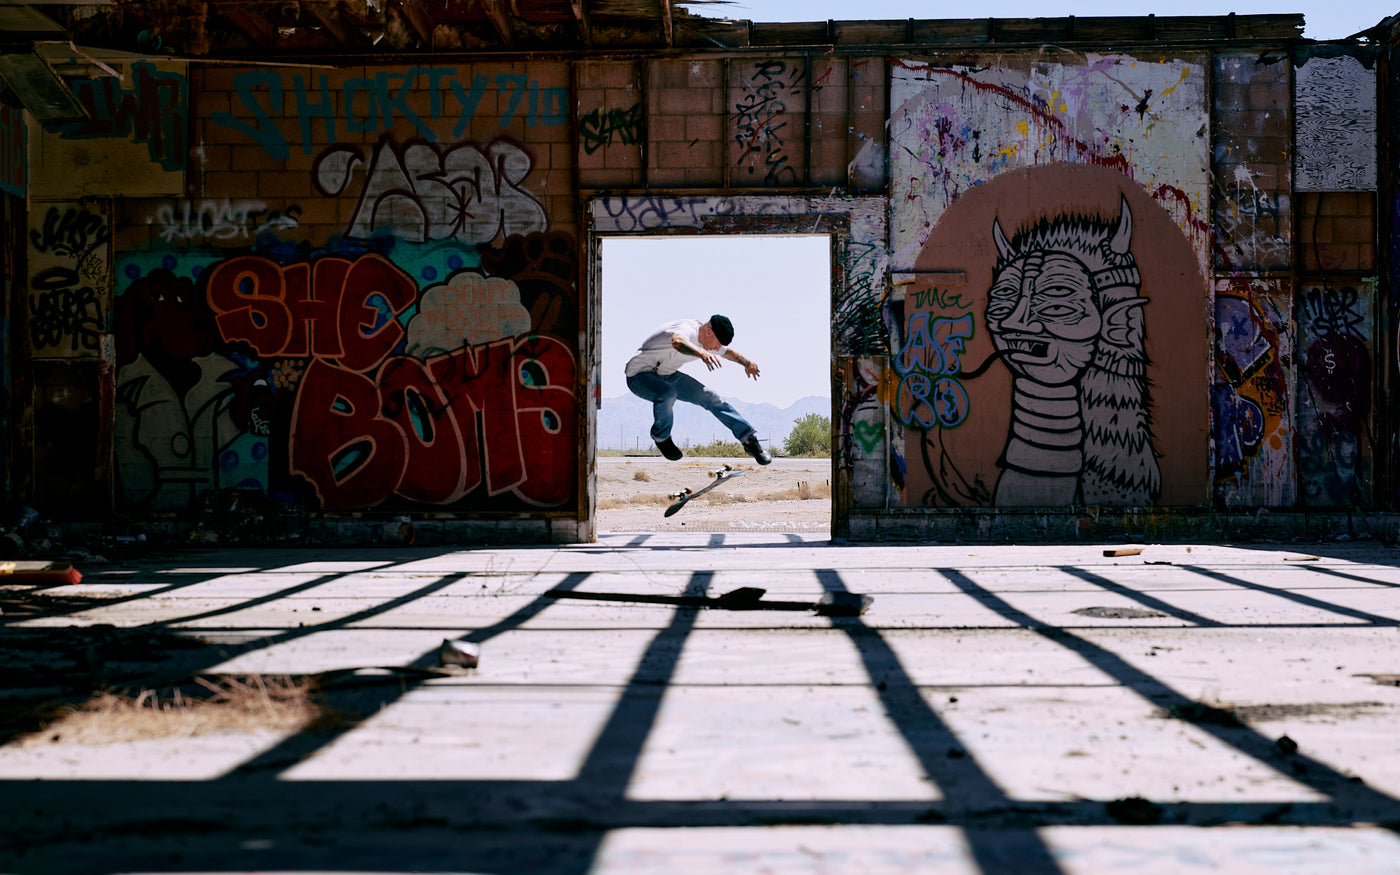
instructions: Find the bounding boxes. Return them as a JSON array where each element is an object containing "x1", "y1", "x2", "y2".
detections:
[{"x1": 709, "y1": 314, "x2": 734, "y2": 345}]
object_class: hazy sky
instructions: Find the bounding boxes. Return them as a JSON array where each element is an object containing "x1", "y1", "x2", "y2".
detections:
[
  {"x1": 693, "y1": 0, "x2": 1393, "y2": 40},
  {"x1": 601, "y1": 236, "x2": 832, "y2": 406}
]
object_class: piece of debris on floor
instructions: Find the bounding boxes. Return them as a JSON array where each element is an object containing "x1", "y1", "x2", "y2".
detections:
[
  {"x1": 1106, "y1": 796, "x2": 1163, "y2": 824},
  {"x1": 439, "y1": 638, "x2": 481, "y2": 669},
  {"x1": 1073, "y1": 606, "x2": 1169, "y2": 619},
  {"x1": 1104, "y1": 547, "x2": 1144, "y2": 557}
]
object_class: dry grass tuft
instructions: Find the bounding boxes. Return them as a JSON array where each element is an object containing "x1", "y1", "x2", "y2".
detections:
[
  {"x1": 632, "y1": 469, "x2": 652, "y2": 482},
  {"x1": 598, "y1": 492, "x2": 673, "y2": 510},
  {"x1": 25, "y1": 675, "x2": 334, "y2": 746}
]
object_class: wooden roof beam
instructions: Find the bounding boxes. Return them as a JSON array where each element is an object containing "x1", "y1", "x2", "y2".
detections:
[
  {"x1": 221, "y1": 6, "x2": 280, "y2": 50},
  {"x1": 394, "y1": 0, "x2": 435, "y2": 47},
  {"x1": 303, "y1": 0, "x2": 361, "y2": 48},
  {"x1": 660, "y1": 0, "x2": 673, "y2": 47},
  {"x1": 569, "y1": 0, "x2": 592, "y2": 45},
  {"x1": 479, "y1": 0, "x2": 513, "y2": 48}
]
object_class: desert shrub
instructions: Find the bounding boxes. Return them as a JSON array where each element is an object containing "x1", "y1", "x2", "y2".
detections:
[{"x1": 784, "y1": 414, "x2": 831, "y2": 457}]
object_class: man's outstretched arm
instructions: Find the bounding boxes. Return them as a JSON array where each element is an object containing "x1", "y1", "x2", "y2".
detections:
[{"x1": 723, "y1": 348, "x2": 761, "y2": 380}]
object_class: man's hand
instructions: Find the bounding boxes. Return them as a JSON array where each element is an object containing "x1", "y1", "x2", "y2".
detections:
[
  {"x1": 700, "y1": 351, "x2": 723, "y2": 371},
  {"x1": 743, "y1": 360, "x2": 761, "y2": 380}
]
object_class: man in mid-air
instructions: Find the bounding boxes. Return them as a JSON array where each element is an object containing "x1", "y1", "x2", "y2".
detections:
[{"x1": 625, "y1": 314, "x2": 772, "y2": 465}]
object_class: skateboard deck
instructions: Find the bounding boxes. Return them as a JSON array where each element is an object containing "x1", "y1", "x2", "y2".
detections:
[{"x1": 665, "y1": 465, "x2": 745, "y2": 517}]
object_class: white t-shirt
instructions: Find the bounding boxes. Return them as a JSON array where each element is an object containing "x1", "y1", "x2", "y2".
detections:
[{"x1": 624, "y1": 318, "x2": 726, "y2": 377}]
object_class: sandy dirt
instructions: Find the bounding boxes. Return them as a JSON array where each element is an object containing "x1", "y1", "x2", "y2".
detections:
[{"x1": 595, "y1": 455, "x2": 832, "y2": 533}]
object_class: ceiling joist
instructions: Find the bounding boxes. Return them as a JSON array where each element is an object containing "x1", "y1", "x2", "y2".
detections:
[{"x1": 478, "y1": 0, "x2": 513, "y2": 49}]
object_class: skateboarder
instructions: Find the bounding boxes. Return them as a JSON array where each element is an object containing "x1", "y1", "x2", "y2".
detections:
[{"x1": 625, "y1": 314, "x2": 772, "y2": 465}]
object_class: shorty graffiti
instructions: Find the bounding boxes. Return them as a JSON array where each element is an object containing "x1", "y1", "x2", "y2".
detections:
[
  {"x1": 213, "y1": 68, "x2": 568, "y2": 160},
  {"x1": 51, "y1": 62, "x2": 187, "y2": 171},
  {"x1": 314, "y1": 138, "x2": 547, "y2": 245}
]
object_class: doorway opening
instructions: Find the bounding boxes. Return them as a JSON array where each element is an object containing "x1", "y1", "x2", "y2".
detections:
[{"x1": 596, "y1": 234, "x2": 833, "y2": 535}]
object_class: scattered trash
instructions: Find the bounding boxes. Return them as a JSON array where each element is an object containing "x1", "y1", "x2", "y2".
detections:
[
  {"x1": 1283, "y1": 556, "x2": 1319, "y2": 562},
  {"x1": 1104, "y1": 546, "x2": 1144, "y2": 557},
  {"x1": 1275, "y1": 735, "x2": 1299, "y2": 756},
  {"x1": 1106, "y1": 796, "x2": 1163, "y2": 825},
  {"x1": 0, "y1": 560, "x2": 82, "y2": 585},
  {"x1": 439, "y1": 638, "x2": 480, "y2": 669}
]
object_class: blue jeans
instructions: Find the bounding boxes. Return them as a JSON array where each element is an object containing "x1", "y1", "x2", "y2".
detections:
[{"x1": 626, "y1": 371, "x2": 756, "y2": 443}]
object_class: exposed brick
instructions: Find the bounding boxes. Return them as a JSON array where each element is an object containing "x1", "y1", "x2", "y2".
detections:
[
  {"x1": 1332, "y1": 216, "x2": 1374, "y2": 245},
  {"x1": 605, "y1": 148, "x2": 641, "y2": 170},
  {"x1": 1305, "y1": 216, "x2": 1334, "y2": 244},
  {"x1": 259, "y1": 171, "x2": 312, "y2": 198},
  {"x1": 577, "y1": 88, "x2": 607, "y2": 114},
  {"x1": 655, "y1": 87, "x2": 714, "y2": 116},
  {"x1": 579, "y1": 168, "x2": 638, "y2": 188},
  {"x1": 200, "y1": 170, "x2": 250, "y2": 198},
  {"x1": 684, "y1": 113, "x2": 722, "y2": 142},
  {"x1": 578, "y1": 61, "x2": 636, "y2": 90},
  {"x1": 605, "y1": 89, "x2": 642, "y2": 112},
  {"x1": 648, "y1": 114, "x2": 688, "y2": 142}
]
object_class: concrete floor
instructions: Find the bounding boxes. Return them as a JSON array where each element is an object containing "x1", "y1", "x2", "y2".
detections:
[{"x1": 2, "y1": 534, "x2": 1400, "y2": 873}]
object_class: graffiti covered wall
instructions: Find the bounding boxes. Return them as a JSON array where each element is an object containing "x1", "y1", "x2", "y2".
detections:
[
  {"x1": 887, "y1": 54, "x2": 1211, "y2": 508},
  {"x1": 110, "y1": 63, "x2": 579, "y2": 515},
  {"x1": 7, "y1": 24, "x2": 1389, "y2": 540}
]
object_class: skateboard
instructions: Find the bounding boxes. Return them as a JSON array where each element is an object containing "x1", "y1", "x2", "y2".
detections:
[{"x1": 664, "y1": 464, "x2": 745, "y2": 517}]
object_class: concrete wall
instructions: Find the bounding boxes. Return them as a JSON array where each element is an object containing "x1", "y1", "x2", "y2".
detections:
[{"x1": 8, "y1": 36, "x2": 1390, "y2": 542}]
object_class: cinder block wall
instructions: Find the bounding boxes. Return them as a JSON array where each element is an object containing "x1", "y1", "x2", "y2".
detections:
[{"x1": 12, "y1": 30, "x2": 1392, "y2": 543}]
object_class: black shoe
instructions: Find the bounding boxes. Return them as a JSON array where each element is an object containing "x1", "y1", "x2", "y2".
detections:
[
  {"x1": 742, "y1": 436, "x2": 772, "y2": 465},
  {"x1": 656, "y1": 437, "x2": 683, "y2": 460}
]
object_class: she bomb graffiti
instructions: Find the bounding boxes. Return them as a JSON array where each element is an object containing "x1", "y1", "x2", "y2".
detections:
[{"x1": 204, "y1": 252, "x2": 576, "y2": 510}]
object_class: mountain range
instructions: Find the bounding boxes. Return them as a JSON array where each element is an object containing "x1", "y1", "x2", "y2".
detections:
[{"x1": 597, "y1": 394, "x2": 830, "y2": 451}]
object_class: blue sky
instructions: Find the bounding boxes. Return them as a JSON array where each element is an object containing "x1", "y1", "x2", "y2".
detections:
[
  {"x1": 688, "y1": 0, "x2": 1393, "y2": 40},
  {"x1": 601, "y1": 236, "x2": 832, "y2": 406}
]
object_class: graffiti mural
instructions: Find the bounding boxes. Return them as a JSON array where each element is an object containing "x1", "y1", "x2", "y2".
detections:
[
  {"x1": 51, "y1": 62, "x2": 188, "y2": 171},
  {"x1": 114, "y1": 269, "x2": 253, "y2": 510},
  {"x1": 151, "y1": 200, "x2": 301, "y2": 243},
  {"x1": 314, "y1": 137, "x2": 547, "y2": 245},
  {"x1": 1295, "y1": 54, "x2": 1377, "y2": 192},
  {"x1": 213, "y1": 67, "x2": 568, "y2": 160},
  {"x1": 27, "y1": 202, "x2": 110, "y2": 358},
  {"x1": 897, "y1": 164, "x2": 1208, "y2": 509},
  {"x1": 1212, "y1": 280, "x2": 1293, "y2": 507},
  {"x1": 1296, "y1": 282, "x2": 1373, "y2": 507},
  {"x1": 888, "y1": 54, "x2": 1211, "y2": 277},
  {"x1": 982, "y1": 197, "x2": 1158, "y2": 506}
]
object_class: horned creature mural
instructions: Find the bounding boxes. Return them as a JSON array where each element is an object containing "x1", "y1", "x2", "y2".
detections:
[{"x1": 985, "y1": 195, "x2": 1161, "y2": 507}]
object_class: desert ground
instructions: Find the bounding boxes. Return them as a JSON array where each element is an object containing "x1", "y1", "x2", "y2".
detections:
[{"x1": 595, "y1": 455, "x2": 832, "y2": 533}]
